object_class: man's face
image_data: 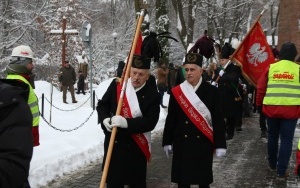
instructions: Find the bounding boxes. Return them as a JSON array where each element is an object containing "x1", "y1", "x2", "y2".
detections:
[
  {"x1": 184, "y1": 64, "x2": 202, "y2": 86},
  {"x1": 64, "y1": 63, "x2": 70, "y2": 68},
  {"x1": 26, "y1": 61, "x2": 34, "y2": 72},
  {"x1": 130, "y1": 67, "x2": 150, "y2": 88},
  {"x1": 220, "y1": 58, "x2": 229, "y2": 67}
]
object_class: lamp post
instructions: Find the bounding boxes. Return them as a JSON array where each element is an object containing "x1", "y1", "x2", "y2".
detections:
[{"x1": 112, "y1": 32, "x2": 118, "y2": 73}]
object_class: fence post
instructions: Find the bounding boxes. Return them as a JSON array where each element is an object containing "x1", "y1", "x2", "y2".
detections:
[{"x1": 93, "y1": 90, "x2": 95, "y2": 110}]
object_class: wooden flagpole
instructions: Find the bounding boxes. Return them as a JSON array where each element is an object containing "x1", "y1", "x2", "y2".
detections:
[{"x1": 99, "y1": 9, "x2": 145, "y2": 188}]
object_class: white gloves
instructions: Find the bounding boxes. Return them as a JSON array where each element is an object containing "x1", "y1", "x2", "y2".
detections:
[
  {"x1": 242, "y1": 84, "x2": 247, "y2": 90},
  {"x1": 219, "y1": 70, "x2": 225, "y2": 77},
  {"x1": 103, "y1": 118, "x2": 112, "y2": 132},
  {"x1": 102, "y1": 115, "x2": 128, "y2": 132},
  {"x1": 215, "y1": 148, "x2": 227, "y2": 158},
  {"x1": 211, "y1": 81, "x2": 217, "y2": 86},
  {"x1": 164, "y1": 145, "x2": 172, "y2": 158},
  {"x1": 111, "y1": 115, "x2": 128, "y2": 128}
]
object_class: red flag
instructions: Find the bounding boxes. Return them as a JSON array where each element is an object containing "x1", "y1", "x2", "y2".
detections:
[
  {"x1": 232, "y1": 21, "x2": 275, "y2": 87},
  {"x1": 134, "y1": 30, "x2": 143, "y2": 55}
]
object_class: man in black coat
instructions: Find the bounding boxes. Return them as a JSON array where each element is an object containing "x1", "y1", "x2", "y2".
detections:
[
  {"x1": 0, "y1": 79, "x2": 33, "y2": 188},
  {"x1": 97, "y1": 55, "x2": 161, "y2": 188},
  {"x1": 217, "y1": 43, "x2": 242, "y2": 140},
  {"x1": 162, "y1": 53, "x2": 227, "y2": 188}
]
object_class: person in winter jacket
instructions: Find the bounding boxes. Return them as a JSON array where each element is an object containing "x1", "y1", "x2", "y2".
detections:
[
  {"x1": 76, "y1": 70, "x2": 85, "y2": 95},
  {"x1": 162, "y1": 53, "x2": 226, "y2": 187},
  {"x1": 5, "y1": 45, "x2": 40, "y2": 187},
  {"x1": 97, "y1": 55, "x2": 160, "y2": 188},
  {"x1": 0, "y1": 79, "x2": 33, "y2": 188},
  {"x1": 59, "y1": 60, "x2": 77, "y2": 103},
  {"x1": 256, "y1": 41, "x2": 300, "y2": 180}
]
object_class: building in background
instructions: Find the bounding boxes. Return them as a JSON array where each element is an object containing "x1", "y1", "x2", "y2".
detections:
[{"x1": 278, "y1": 0, "x2": 300, "y2": 51}]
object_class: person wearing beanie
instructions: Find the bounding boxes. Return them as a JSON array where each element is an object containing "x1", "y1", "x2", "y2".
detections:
[
  {"x1": 97, "y1": 55, "x2": 160, "y2": 188},
  {"x1": 162, "y1": 53, "x2": 226, "y2": 187},
  {"x1": 59, "y1": 60, "x2": 77, "y2": 103},
  {"x1": 256, "y1": 41, "x2": 300, "y2": 180},
  {"x1": 215, "y1": 42, "x2": 242, "y2": 140},
  {"x1": 5, "y1": 45, "x2": 40, "y2": 187}
]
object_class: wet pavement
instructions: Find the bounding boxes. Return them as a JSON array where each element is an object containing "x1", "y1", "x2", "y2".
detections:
[{"x1": 43, "y1": 113, "x2": 300, "y2": 188}]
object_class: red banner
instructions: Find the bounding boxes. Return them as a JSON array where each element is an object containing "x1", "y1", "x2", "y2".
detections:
[
  {"x1": 134, "y1": 31, "x2": 143, "y2": 55},
  {"x1": 232, "y1": 21, "x2": 275, "y2": 87}
]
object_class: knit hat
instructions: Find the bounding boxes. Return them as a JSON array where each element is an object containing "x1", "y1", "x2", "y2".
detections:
[
  {"x1": 279, "y1": 42, "x2": 298, "y2": 61},
  {"x1": 183, "y1": 53, "x2": 203, "y2": 67},
  {"x1": 131, "y1": 55, "x2": 151, "y2": 69}
]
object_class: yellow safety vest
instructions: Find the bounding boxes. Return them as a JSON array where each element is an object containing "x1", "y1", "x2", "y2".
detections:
[
  {"x1": 7, "y1": 75, "x2": 40, "y2": 127},
  {"x1": 263, "y1": 60, "x2": 300, "y2": 105}
]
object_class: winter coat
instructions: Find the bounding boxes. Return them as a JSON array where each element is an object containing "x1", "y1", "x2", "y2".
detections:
[
  {"x1": 77, "y1": 73, "x2": 85, "y2": 90},
  {"x1": 218, "y1": 63, "x2": 242, "y2": 118},
  {"x1": 0, "y1": 79, "x2": 33, "y2": 188},
  {"x1": 96, "y1": 79, "x2": 161, "y2": 185},
  {"x1": 156, "y1": 66, "x2": 169, "y2": 87},
  {"x1": 162, "y1": 81, "x2": 226, "y2": 185},
  {"x1": 59, "y1": 65, "x2": 76, "y2": 86}
]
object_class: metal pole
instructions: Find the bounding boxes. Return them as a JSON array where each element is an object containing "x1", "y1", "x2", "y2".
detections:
[
  {"x1": 114, "y1": 37, "x2": 116, "y2": 73},
  {"x1": 89, "y1": 42, "x2": 93, "y2": 107},
  {"x1": 62, "y1": 17, "x2": 66, "y2": 66}
]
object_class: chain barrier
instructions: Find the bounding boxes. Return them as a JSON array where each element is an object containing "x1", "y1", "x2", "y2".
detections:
[
  {"x1": 40, "y1": 109, "x2": 96, "y2": 132},
  {"x1": 38, "y1": 91, "x2": 102, "y2": 132},
  {"x1": 43, "y1": 95, "x2": 91, "y2": 111}
]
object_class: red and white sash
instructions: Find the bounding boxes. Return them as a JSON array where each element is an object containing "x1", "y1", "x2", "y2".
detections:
[
  {"x1": 172, "y1": 80, "x2": 214, "y2": 144},
  {"x1": 117, "y1": 78, "x2": 151, "y2": 161}
]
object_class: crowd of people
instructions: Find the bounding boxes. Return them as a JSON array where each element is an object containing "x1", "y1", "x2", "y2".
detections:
[
  {"x1": 96, "y1": 36, "x2": 300, "y2": 187},
  {"x1": 2, "y1": 32, "x2": 300, "y2": 187}
]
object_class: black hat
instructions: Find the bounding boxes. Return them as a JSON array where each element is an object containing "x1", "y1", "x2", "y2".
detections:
[
  {"x1": 131, "y1": 55, "x2": 151, "y2": 69},
  {"x1": 117, "y1": 61, "x2": 125, "y2": 69},
  {"x1": 279, "y1": 41, "x2": 298, "y2": 61},
  {"x1": 221, "y1": 42, "x2": 234, "y2": 59},
  {"x1": 184, "y1": 53, "x2": 203, "y2": 67}
]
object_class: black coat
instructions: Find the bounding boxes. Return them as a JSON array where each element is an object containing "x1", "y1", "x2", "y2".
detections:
[
  {"x1": 77, "y1": 74, "x2": 85, "y2": 89},
  {"x1": 97, "y1": 79, "x2": 160, "y2": 185},
  {"x1": 218, "y1": 63, "x2": 242, "y2": 118},
  {"x1": 0, "y1": 79, "x2": 33, "y2": 188},
  {"x1": 162, "y1": 81, "x2": 226, "y2": 185}
]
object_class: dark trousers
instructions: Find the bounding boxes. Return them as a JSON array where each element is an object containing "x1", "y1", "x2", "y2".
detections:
[
  {"x1": 259, "y1": 112, "x2": 267, "y2": 132},
  {"x1": 107, "y1": 182, "x2": 146, "y2": 188},
  {"x1": 226, "y1": 116, "x2": 238, "y2": 137},
  {"x1": 157, "y1": 86, "x2": 166, "y2": 105},
  {"x1": 178, "y1": 184, "x2": 210, "y2": 188}
]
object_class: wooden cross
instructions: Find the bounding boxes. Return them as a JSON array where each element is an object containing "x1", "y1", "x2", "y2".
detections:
[{"x1": 49, "y1": 16, "x2": 79, "y2": 66}]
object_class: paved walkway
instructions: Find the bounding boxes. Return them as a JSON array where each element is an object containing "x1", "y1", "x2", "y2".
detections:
[{"x1": 43, "y1": 113, "x2": 300, "y2": 188}]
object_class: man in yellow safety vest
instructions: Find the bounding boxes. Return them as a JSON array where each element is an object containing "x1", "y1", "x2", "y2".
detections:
[
  {"x1": 5, "y1": 45, "x2": 40, "y2": 187},
  {"x1": 256, "y1": 41, "x2": 300, "y2": 180}
]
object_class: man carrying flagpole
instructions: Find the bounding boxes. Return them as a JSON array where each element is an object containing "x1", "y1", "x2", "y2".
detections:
[{"x1": 97, "y1": 55, "x2": 160, "y2": 188}]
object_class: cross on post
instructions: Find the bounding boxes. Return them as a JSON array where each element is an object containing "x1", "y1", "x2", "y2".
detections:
[{"x1": 49, "y1": 16, "x2": 79, "y2": 66}]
